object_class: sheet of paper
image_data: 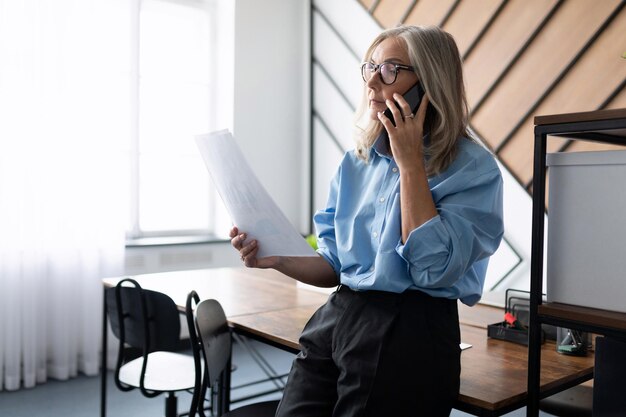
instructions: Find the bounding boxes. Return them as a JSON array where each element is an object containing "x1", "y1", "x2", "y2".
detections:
[{"x1": 195, "y1": 130, "x2": 316, "y2": 258}]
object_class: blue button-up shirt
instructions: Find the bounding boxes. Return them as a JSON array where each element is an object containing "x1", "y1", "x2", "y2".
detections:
[{"x1": 314, "y1": 136, "x2": 504, "y2": 306}]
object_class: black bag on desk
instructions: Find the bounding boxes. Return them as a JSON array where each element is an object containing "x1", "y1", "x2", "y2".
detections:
[{"x1": 593, "y1": 336, "x2": 626, "y2": 416}]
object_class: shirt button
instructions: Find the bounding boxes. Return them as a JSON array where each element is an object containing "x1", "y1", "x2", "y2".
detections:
[
  {"x1": 392, "y1": 167, "x2": 398, "y2": 173},
  {"x1": 379, "y1": 197, "x2": 385, "y2": 203},
  {"x1": 372, "y1": 231, "x2": 378, "y2": 238}
]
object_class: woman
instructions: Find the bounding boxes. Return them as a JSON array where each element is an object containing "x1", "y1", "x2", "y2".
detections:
[{"x1": 231, "y1": 25, "x2": 504, "y2": 417}]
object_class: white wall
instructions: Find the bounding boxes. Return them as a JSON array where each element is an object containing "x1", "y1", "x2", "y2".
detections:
[
  {"x1": 233, "y1": 0, "x2": 311, "y2": 233},
  {"x1": 124, "y1": 0, "x2": 311, "y2": 275}
]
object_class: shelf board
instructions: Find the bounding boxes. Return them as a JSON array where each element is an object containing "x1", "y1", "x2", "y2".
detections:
[
  {"x1": 535, "y1": 108, "x2": 626, "y2": 126},
  {"x1": 539, "y1": 303, "x2": 626, "y2": 332}
]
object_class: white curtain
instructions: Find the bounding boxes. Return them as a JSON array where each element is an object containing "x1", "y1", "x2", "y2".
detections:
[{"x1": 0, "y1": 0, "x2": 131, "y2": 390}]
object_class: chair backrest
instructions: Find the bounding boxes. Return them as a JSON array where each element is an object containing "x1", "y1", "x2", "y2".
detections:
[
  {"x1": 195, "y1": 299, "x2": 232, "y2": 389},
  {"x1": 186, "y1": 290, "x2": 207, "y2": 417},
  {"x1": 105, "y1": 278, "x2": 181, "y2": 354}
]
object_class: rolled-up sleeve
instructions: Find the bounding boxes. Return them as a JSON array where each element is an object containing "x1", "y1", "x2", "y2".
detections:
[
  {"x1": 313, "y1": 168, "x2": 342, "y2": 277},
  {"x1": 396, "y1": 167, "x2": 504, "y2": 290}
]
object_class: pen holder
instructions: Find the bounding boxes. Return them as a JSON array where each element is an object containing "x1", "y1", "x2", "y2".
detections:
[{"x1": 556, "y1": 327, "x2": 590, "y2": 356}]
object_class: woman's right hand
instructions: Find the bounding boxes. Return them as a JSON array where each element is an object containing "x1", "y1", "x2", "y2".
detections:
[
  {"x1": 230, "y1": 226, "x2": 338, "y2": 286},
  {"x1": 229, "y1": 226, "x2": 278, "y2": 269}
]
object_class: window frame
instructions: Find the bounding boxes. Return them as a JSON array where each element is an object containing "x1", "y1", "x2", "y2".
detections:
[{"x1": 126, "y1": 0, "x2": 222, "y2": 242}]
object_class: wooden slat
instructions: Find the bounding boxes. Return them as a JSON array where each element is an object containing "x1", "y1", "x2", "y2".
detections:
[
  {"x1": 403, "y1": 0, "x2": 456, "y2": 27},
  {"x1": 565, "y1": 141, "x2": 625, "y2": 153},
  {"x1": 507, "y1": 12, "x2": 626, "y2": 136},
  {"x1": 497, "y1": 8, "x2": 626, "y2": 185},
  {"x1": 535, "y1": 108, "x2": 626, "y2": 126},
  {"x1": 497, "y1": 126, "x2": 575, "y2": 190},
  {"x1": 372, "y1": 0, "x2": 414, "y2": 28},
  {"x1": 471, "y1": 0, "x2": 620, "y2": 152},
  {"x1": 540, "y1": 303, "x2": 626, "y2": 332},
  {"x1": 358, "y1": 0, "x2": 376, "y2": 11},
  {"x1": 464, "y1": 0, "x2": 558, "y2": 109},
  {"x1": 606, "y1": 85, "x2": 626, "y2": 109},
  {"x1": 442, "y1": 0, "x2": 503, "y2": 57}
]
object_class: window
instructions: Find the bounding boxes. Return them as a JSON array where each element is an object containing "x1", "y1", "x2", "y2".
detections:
[{"x1": 127, "y1": 0, "x2": 230, "y2": 240}]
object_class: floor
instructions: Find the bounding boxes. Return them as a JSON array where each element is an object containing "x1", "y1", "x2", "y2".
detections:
[{"x1": 0, "y1": 338, "x2": 553, "y2": 417}]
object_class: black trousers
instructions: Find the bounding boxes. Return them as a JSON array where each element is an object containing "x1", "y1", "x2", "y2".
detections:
[
  {"x1": 276, "y1": 286, "x2": 461, "y2": 417},
  {"x1": 275, "y1": 285, "x2": 461, "y2": 417}
]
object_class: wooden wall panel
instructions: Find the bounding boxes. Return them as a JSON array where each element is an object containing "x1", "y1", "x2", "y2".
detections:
[
  {"x1": 566, "y1": 141, "x2": 626, "y2": 153},
  {"x1": 554, "y1": 84, "x2": 626, "y2": 153},
  {"x1": 606, "y1": 85, "x2": 626, "y2": 109},
  {"x1": 403, "y1": 0, "x2": 457, "y2": 27},
  {"x1": 497, "y1": 129, "x2": 535, "y2": 186},
  {"x1": 442, "y1": 0, "x2": 502, "y2": 57},
  {"x1": 498, "y1": 7, "x2": 626, "y2": 185},
  {"x1": 471, "y1": 0, "x2": 620, "y2": 151},
  {"x1": 337, "y1": 0, "x2": 626, "y2": 195},
  {"x1": 372, "y1": 0, "x2": 414, "y2": 28},
  {"x1": 463, "y1": 0, "x2": 558, "y2": 108},
  {"x1": 566, "y1": 85, "x2": 626, "y2": 153}
]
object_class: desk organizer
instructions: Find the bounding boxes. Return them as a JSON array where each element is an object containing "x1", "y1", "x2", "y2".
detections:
[{"x1": 487, "y1": 322, "x2": 545, "y2": 346}]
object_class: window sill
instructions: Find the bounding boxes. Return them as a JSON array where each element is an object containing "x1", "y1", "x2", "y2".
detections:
[{"x1": 125, "y1": 234, "x2": 230, "y2": 248}]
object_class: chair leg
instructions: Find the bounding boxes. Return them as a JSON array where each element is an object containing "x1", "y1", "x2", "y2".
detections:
[
  {"x1": 101, "y1": 290, "x2": 108, "y2": 417},
  {"x1": 165, "y1": 392, "x2": 177, "y2": 417}
]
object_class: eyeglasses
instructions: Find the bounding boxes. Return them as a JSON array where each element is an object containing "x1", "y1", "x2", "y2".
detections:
[{"x1": 361, "y1": 62, "x2": 415, "y2": 85}]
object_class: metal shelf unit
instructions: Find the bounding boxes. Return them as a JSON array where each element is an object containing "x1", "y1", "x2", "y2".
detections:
[{"x1": 528, "y1": 108, "x2": 626, "y2": 416}]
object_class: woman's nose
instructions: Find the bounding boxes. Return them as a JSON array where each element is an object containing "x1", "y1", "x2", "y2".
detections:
[{"x1": 366, "y1": 72, "x2": 380, "y2": 89}]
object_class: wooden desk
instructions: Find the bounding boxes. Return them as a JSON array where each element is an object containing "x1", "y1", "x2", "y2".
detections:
[
  {"x1": 230, "y1": 302, "x2": 593, "y2": 416},
  {"x1": 102, "y1": 268, "x2": 594, "y2": 417},
  {"x1": 102, "y1": 268, "x2": 329, "y2": 318}
]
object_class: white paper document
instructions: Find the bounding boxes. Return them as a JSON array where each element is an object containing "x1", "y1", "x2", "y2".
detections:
[{"x1": 195, "y1": 130, "x2": 316, "y2": 258}]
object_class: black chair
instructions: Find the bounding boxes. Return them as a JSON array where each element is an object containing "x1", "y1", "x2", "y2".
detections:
[
  {"x1": 186, "y1": 290, "x2": 210, "y2": 416},
  {"x1": 105, "y1": 278, "x2": 196, "y2": 417},
  {"x1": 539, "y1": 384, "x2": 593, "y2": 417},
  {"x1": 186, "y1": 291, "x2": 279, "y2": 417}
]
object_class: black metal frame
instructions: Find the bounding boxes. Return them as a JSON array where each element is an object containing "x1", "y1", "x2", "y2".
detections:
[
  {"x1": 101, "y1": 289, "x2": 108, "y2": 417},
  {"x1": 186, "y1": 291, "x2": 210, "y2": 417},
  {"x1": 528, "y1": 112, "x2": 626, "y2": 416},
  {"x1": 454, "y1": 399, "x2": 528, "y2": 417}
]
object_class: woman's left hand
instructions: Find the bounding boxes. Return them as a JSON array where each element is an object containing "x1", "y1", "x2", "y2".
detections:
[{"x1": 378, "y1": 92, "x2": 430, "y2": 171}]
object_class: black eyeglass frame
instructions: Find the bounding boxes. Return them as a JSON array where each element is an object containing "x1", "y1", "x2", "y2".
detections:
[{"x1": 360, "y1": 62, "x2": 416, "y2": 85}]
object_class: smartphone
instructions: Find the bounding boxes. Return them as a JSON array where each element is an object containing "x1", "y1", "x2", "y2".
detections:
[{"x1": 383, "y1": 82, "x2": 425, "y2": 127}]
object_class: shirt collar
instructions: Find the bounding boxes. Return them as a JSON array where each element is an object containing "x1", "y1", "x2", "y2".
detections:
[
  {"x1": 370, "y1": 131, "x2": 432, "y2": 161},
  {"x1": 371, "y1": 133, "x2": 392, "y2": 160}
]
